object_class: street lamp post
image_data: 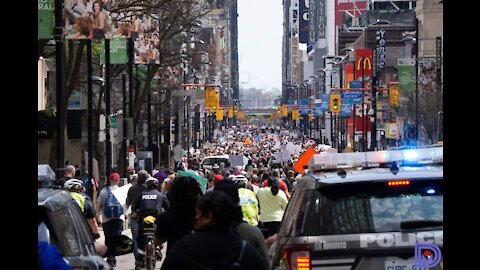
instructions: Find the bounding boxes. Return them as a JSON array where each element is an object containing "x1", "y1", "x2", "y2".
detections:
[
  {"x1": 54, "y1": 0, "x2": 64, "y2": 172},
  {"x1": 104, "y1": 39, "x2": 112, "y2": 179},
  {"x1": 437, "y1": 111, "x2": 443, "y2": 143},
  {"x1": 122, "y1": 73, "x2": 127, "y2": 178}
]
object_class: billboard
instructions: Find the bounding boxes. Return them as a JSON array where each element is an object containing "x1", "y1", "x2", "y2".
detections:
[
  {"x1": 299, "y1": 0, "x2": 309, "y2": 44},
  {"x1": 355, "y1": 49, "x2": 373, "y2": 89},
  {"x1": 63, "y1": 0, "x2": 160, "y2": 64},
  {"x1": 64, "y1": 0, "x2": 113, "y2": 39},
  {"x1": 335, "y1": 0, "x2": 368, "y2": 27}
]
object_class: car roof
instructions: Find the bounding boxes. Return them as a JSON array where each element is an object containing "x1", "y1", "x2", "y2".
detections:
[
  {"x1": 38, "y1": 188, "x2": 74, "y2": 211},
  {"x1": 296, "y1": 165, "x2": 443, "y2": 190},
  {"x1": 202, "y1": 155, "x2": 229, "y2": 160}
]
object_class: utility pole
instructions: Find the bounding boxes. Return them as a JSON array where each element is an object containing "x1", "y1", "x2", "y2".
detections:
[{"x1": 54, "y1": 0, "x2": 64, "y2": 171}]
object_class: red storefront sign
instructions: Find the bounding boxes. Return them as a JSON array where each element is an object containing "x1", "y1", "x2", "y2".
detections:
[{"x1": 348, "y1": 116, "x2": 371, "y2": 136}]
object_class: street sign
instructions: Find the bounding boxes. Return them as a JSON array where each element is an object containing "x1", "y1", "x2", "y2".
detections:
[{"x1": 349, "y1": 80, "x2": 362, "y2": 89}]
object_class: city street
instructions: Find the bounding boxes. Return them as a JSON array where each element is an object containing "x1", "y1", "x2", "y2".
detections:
[{"x1": 97, "y1": 226, "x2": 167, "y2": 270}]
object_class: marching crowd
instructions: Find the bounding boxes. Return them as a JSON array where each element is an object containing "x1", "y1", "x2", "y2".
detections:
[{"x1": 43, "y1": 123, "x2": 332, "y2": 269}]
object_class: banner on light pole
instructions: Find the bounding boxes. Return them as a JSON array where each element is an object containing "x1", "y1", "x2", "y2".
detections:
[
  {"x1": 398, "y1": 58, "x2": 416, "y2": 93},
  {"x1": 38, "y1": 0, "x2": 54, "y2": 40},
  {"x1": 101, "y1": 38, "x2": 128, "y2": 64}
]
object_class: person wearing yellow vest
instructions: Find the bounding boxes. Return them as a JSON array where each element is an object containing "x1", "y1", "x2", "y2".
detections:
[
  {"x1": 238, "y1": 187, "x2": 260, "y2": 226},
  {"x1": 231, "y1": 175, "x2": 260, "y2": 226},
  {"x1": 64, "y1": 179, "x2": 100, "y2": 240}
]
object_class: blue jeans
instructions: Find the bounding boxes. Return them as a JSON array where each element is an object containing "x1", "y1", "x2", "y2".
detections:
[{"x1": 130, "y1": 214, "x2": 140, "y2": 262}]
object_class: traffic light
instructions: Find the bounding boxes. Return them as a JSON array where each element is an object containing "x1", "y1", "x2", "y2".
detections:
[
  {"x1": 308, "y1": 113, "x2": 314, "y2": 122},
  {"x1": 330, "y1": 94, "x2": 341, "y2": 113},
  {"x1": 389, "y1": 87, "x2": 400, "y2": 107},
  {"x1": 292, "y1": 110, "x2": 299, "y2": 120}
]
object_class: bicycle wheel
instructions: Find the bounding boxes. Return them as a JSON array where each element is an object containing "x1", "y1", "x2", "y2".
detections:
[{"x1": 145, "y1": 239, "x2": 156, "y2": 270}]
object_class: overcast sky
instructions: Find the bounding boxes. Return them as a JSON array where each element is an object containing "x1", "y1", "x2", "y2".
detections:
[{"x1": 238, "y1": 0, "x2": 283, "y2": 92}]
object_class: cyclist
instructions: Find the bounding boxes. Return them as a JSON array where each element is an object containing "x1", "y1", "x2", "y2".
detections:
[
  {"x1": 132, "y1": 177, "x2": 170, "y2": 269},
  {"x1": 64, "y1": 179, "x2": 100, "y2": 240}
]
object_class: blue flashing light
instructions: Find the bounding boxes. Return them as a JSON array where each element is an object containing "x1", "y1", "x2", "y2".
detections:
[
  {"x1": 403, "y1": 150, "x2": 419, "y2": 162},
  {"x1": 426, "y1": 188, "x2": 436, "y2": 194}
]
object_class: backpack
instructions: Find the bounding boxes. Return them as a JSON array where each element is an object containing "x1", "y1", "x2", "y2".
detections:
[{"x1": 103, "y1": 187, "x2": 124, "y2": 218}]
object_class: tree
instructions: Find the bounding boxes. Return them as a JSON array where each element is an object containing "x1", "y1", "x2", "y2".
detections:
[{"x1": 38, "y1": 0, "x2": 216, "y2": 174}]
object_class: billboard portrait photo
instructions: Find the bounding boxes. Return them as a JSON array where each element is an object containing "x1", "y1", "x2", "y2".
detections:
[{"x1": 64, "y1": 0, "x2": 113, "y2": 39}]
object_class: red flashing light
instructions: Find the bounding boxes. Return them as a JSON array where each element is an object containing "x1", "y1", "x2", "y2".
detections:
[
  {"x1": 128, "y1": 146, "x2": 135, "y2": 152},
  {"x1": 282, "y1": 246, "x2": 310, "y2": 270},
  {"x1": 388, "y1": 180, "x2": 411, "y2": 186}
]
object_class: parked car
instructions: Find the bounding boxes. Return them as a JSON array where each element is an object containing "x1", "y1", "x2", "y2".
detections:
[{"x1": 38, "y1": 188, "x2": 112, "y2": 270}]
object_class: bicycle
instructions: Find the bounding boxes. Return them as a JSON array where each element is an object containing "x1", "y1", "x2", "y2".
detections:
[{"x1": 142, "y1": 215, "x2": 163, "y2": 270}]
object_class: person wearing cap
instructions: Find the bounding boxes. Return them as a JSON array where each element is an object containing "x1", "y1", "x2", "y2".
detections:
[{"x1": 206, "y1": 173, "x2": 224, "y2": 192}]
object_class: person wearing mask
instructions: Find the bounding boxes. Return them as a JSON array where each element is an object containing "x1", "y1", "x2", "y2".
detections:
[
  {"x1": 154, "y1": 176, "x2": 203, "y2": 255},
  {"x1": 125, "y1": 169, "x2": 149, "y2": 268},
  {"x1": 132, "y1": 177, "x2": 170, "y2": 269},
  {"x1": 96, "y1": 173, "x2": 124, "y2": 268},
  {"x1": 161, "y1": 191, "x2": 268, "y2": 270},
  {"x1": 257, "y1": 177, "x2": 288, "y2": 238}
]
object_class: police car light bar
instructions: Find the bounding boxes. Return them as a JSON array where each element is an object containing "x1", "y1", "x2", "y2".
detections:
[{"x1": 308, "y1": 147, "x2": 443, "y2": 170}]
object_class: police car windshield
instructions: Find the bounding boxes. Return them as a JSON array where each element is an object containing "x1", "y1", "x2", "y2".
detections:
[{"x1": 295, "y1": 179, "x2": 443, "y2": 235}]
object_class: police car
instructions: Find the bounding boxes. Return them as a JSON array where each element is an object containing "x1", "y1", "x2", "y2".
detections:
[{"x1": 270, "y1": 147, "x2": 443, "y2": 270}]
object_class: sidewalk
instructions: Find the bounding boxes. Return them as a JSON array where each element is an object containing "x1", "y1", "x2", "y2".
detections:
[{"x1": 97, "y1": 222, "x2": 166, "y2": 270}]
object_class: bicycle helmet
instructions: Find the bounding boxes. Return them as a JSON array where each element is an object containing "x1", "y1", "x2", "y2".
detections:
[
  {"x1": 231, "y1": 175, "x2": 249, "y2": 188},
  {"x1": 64, "y1": 179, "x2": 84, "y2": 191},
  {"x1": 145, "y1": 177, "x2": 159, "y2": 188}
]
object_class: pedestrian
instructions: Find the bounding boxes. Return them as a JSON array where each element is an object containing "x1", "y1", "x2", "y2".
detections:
[
  {"x1": 161, "y1": 191, "x2": 268, "y2": 270},
  {"x1": 154, "y1": 176, "x2": 203, "y2": 255},
  {"x1": 53, "y1": 164, "x2": 76, "y2": 189},
  {"x1": 214, "y1": 180, "x2": 270, "y2": 269},
  {"x1": 125, "y1": 169, "x2": 149, "y2": 268},
  {"x1": 132, "y1": 177, "x2": 170, "y2": 269},
  {"x1": 257, "y1": 177, "x2": 288, "y2": 238},
  {"x1": 96, "y1": 173, "x2": 124, "y2": 268},
  {"x1": 64, "y1": 179, "x2": 100, "y2": 239}
]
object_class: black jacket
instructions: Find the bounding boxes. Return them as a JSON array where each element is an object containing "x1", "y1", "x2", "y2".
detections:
[{"x1": 161, "y1": 227, "x2": 268, "y2": 270}]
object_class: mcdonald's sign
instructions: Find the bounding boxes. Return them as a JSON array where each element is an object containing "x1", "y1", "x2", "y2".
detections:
[{"x1": 355, "y1": 49, "x2": 373, "y2": 81}]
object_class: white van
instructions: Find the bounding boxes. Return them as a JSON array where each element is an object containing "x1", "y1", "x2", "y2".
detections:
[{"x1": 200, "y1": 155, "x2": 249, "y2": 173}]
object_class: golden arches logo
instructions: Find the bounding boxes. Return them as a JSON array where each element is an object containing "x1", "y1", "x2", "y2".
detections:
[{"x1": 356, "y1": 57, "x2": 372, "y2": 70}]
